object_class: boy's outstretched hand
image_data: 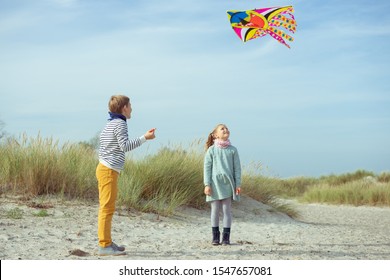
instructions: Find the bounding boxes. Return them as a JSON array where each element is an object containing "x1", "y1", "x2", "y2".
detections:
[{"x1": 144, "y1": 128, "x2": 156, "y2": 140}]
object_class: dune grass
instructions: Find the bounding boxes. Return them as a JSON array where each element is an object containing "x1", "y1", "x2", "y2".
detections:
[
  {"x1": 1, "y1": 134, "x2": 389, "y2": 219},
  {"x1": 301, "y1": 180, "x2": 390, "y2": 206},
  {"x1": 117, "y1": 146, "x2": 206, "y2": 215},
  {"x1": 0, "y1": 134, "x2": 97, "y2": 199}
]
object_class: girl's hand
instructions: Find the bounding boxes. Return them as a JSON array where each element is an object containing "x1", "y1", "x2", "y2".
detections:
[
  {"x1": 235, "y1": 187, "x2": 241, "y2": 195},
  {"x1": 144, "y1": 128, "x2": 156, "y2": 140},
  {"x1": 204, "y1": 186, "x2": 212, "y2": 196}
]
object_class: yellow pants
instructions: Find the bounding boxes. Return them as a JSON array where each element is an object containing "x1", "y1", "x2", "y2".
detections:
[{"x1": 96, "y1": 163, "x2": 119, "y2": 248}]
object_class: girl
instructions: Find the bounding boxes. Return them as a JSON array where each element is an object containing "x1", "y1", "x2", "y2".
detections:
[{"x1": 203, "y1": 124, "x2": 241, "y2": 245}]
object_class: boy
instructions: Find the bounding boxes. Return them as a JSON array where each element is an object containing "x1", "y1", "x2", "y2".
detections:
[{"x1": 96, "y1": 95, "x2": 156, "y2": 256}]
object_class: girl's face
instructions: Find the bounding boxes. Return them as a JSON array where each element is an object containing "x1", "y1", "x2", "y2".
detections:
[{"x1": 214, "y1": 125, "x2": 230, "y2": 141}]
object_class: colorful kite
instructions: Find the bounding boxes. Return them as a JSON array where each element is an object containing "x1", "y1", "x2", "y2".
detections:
[{"x1": 227, "y1": 6, "x2": 297, "y2": 48}]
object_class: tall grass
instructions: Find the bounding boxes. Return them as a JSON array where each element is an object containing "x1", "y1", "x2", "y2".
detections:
[
  {"x1": 317, "y1": 170, "x2": 376, "y2": 186},
  {"x1": 0, "y1": 134, "x2": 97, "y2": 199},
  {"x1": 1, "y1": 134, "x2": 389, "y2": 218},
  {"x1": 302, "y1": 180, "x2": 390, "y2": 206},
  {"x1": 117, "y1": 146, "x2": 206, "y2": 216}
]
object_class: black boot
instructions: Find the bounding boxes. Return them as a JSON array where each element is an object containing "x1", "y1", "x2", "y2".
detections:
[
  {"x1": 212, "y1": 227, "x2": 220, "y2": 245},
  {"x1": 222, "y1": 228, "x2": 230, "y2": 245}
]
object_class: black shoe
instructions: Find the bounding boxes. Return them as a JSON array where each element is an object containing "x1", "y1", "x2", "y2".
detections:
[
  {"x1": 222, "y1": 228, "x2": 230, "y2": 245},
  {"x1": 212, "y1": 227, "x2": 220, "y2": 245}
]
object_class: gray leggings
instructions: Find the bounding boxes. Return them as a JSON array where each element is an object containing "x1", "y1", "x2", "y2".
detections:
[{"x1": 210, "y1": 198, "x2": 232, "y2": 228}]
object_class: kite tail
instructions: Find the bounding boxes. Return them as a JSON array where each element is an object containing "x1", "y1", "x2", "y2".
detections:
[
  {"x1": 282, "y1": 6, "x2": 295, "y2": 20},
  {"x1": 267, "y1": 27, "x2": 293, "y2": 48},
  {"x1": 270, "y1": 15, "x2": 297, "y2": 33}
]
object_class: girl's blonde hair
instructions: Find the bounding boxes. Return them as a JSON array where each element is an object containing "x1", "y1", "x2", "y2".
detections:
[
  {"x1": 108, "y1": 95, "x2": 130, "y2": 114},
  {"x1": 205, "y1": 124, "x2": 225, "y2": 150}
]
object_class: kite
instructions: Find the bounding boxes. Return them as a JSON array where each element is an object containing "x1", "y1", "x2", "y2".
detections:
[{"x1": 227, "y1": 6, "x2": 297, "y2": 48}]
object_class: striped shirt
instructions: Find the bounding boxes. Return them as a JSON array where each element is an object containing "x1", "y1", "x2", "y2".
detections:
[{"x1": 98, "y1": 118, "x2": 146, "y2": 172}]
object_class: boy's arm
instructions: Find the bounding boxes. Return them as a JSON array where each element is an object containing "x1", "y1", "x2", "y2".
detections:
[{"x1": 115, "y1": 122, "x2": 148, "y2": 152}]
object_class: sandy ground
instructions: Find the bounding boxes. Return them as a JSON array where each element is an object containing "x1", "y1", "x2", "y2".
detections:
[{"x1": 1, "y1": 195, "x2": 390, "y2": 260}]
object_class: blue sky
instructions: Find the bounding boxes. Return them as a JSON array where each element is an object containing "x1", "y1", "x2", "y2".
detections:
[{"x1": 0, "y1": 0, "x2": 389, "y2": 178}]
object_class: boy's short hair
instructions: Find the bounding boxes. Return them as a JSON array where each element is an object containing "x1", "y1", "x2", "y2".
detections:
[{"x1": 109, "y1": 95, "x2": 130, "y2": 113}]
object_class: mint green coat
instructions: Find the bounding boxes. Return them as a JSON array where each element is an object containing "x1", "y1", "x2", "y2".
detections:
[{"x1": 203, "y1": 144, "x2": 241, "y2": 202}]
